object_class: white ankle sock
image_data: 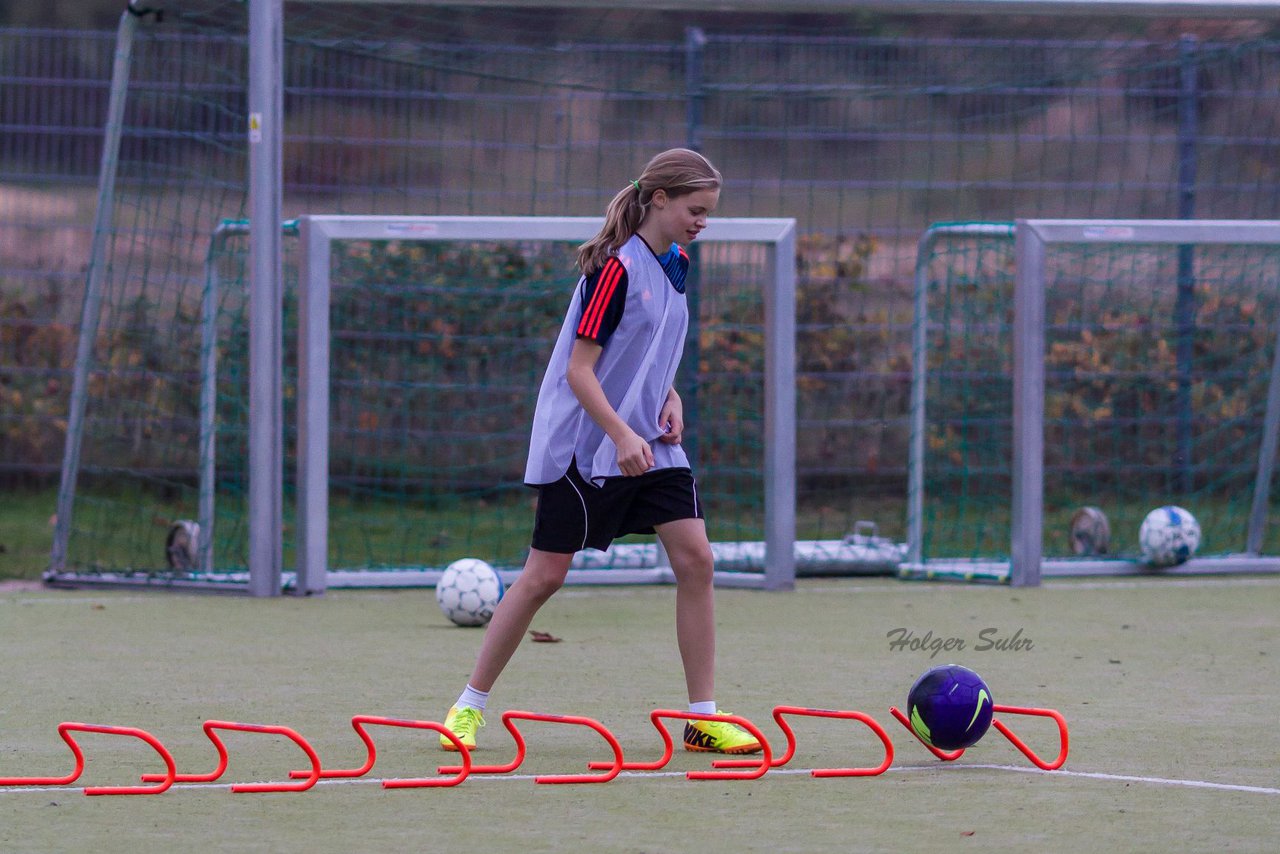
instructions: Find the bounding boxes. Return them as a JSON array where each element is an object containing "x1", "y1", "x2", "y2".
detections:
[
  {"x1": 688, "y1": 700, "x2": 717, "y2": 716},
  {"x1": 457, "y1": 684, "x2": 489, "y2": 711}
]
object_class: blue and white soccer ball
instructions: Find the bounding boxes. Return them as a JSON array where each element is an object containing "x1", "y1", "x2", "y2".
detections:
[
  {"x1": 1138, "y1": 505, "x2": 1201, "y2": 568},
  {"x1": 436, "y1": 558, "x2": 505, "y2": 627}
]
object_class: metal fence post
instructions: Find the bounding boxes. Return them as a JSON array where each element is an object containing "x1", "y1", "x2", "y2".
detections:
[
  {"x1": 1175, "y1": 33, "x2": 1200, "y2": 495},
  {"x1": 247, "y1": 0, "x2": 284, "y2": 596},
  {"x1": 681, "y1": 26, "x2": 708, "y2": 473}
]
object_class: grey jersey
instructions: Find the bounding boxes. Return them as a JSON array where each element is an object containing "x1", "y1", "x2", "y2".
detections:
[{"x1": 525, "y1": 234, "x2": 690, "y2": 486}]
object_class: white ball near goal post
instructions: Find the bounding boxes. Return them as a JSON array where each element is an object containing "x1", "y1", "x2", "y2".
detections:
[
  {"x1": 436, "y1": 558, "x2": 505, "y2": 627},
  {"x1": 1138, "y1": 505, "x2": 1201, "y2": 568}
]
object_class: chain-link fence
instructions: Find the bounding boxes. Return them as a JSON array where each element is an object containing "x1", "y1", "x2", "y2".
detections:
[{"x1": 3, "y1": 11, "x2": 1278, "y2": 523}]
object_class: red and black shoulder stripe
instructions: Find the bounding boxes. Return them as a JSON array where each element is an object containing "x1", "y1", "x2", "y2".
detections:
[{"x1": 576, "y1": 256, "x2": 628, "y2": 343}]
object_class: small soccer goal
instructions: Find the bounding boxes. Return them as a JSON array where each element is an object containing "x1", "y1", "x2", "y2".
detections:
[
  {"x1": 290, "y1": 214, "x2": 799, "y2": 593},
  {"x1": 907, "y1": 219, "x2": 1280, "y2": 585}
]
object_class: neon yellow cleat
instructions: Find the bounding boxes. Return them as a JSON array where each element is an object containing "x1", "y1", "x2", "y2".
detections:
[
  {"x1": 682, "y1": 712, "x2": 762, "y2": 754},
  {"x1": 440, "y1": 705, "x2": 484, "y2": 751}
]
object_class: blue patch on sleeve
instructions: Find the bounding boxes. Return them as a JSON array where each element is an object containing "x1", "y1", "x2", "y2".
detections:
[{"x1": 657, "y1": 243, "x2": 689, "y2": 293}]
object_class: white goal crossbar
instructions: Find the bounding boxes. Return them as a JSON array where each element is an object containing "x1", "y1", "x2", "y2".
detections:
[{"x1": 294, "y1": 215, "x2": 798, "y2": 594}]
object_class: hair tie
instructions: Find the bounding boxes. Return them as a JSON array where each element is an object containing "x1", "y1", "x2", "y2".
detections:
[{"x1": 631, "y1": 179, "x2": 641, "y2": 192}]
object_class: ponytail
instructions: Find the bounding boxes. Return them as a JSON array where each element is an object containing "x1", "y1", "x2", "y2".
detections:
[{"x1": 576, "y1": 148, "x2": 721, "y2": 275}]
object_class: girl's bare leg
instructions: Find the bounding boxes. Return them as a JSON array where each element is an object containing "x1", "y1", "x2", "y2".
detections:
[
  {"x1": 656, "y1": 518, "x2": 716, "y2": 703},
  {"x1": 467, "y1": 548, "x2": 573, "y2": 692}
]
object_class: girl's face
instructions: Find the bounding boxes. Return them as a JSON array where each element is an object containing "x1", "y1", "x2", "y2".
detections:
[{"x1": 647, "y1": 186, "x2": 720, "y2": 247}]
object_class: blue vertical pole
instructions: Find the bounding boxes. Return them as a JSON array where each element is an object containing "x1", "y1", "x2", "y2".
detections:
[{"x1": 1174, "y1": 34, "x2": 1198, "y2": 495}]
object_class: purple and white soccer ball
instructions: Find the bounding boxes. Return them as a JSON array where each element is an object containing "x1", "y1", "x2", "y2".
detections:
[
  {"x1": 436, "y1": 558, "x2": 505, "y2": 626},
  {"x1": 1138, "y1": 505, "x2": 1201, "y2": 568}
]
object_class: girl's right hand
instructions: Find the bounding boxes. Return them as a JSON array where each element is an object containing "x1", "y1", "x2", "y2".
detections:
[{"x1": 615, "y1": 431, "x2": 655, "y2": 476}]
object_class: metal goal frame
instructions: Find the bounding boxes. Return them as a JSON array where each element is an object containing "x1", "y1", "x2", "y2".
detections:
[
  {"x1": 908, "y1": 219, "x2": 1280, "y2": 586},
  {"x1": 294, "y1": 214, "x2": 799, "y2": 594}
]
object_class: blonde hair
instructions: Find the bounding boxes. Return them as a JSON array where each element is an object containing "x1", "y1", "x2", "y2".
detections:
[{"x1": 576, "y1": 148, "x2": 722, "y2": 275}]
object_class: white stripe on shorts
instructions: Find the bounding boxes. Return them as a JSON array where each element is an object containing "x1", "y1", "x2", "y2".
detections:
[{"x1": 566, "y1": 472, "x2": 590, "y2": 552}]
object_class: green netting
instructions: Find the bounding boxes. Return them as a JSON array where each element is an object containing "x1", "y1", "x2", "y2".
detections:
[
  {"x1": 919, "y1": 228, "x2": 1280, "y2": 565},
  {"x1": 284, "y1": 237, "x2": 767, "y2": 573},
  {"x1": 321, "y1": 239, "x2": 563, "y2": 571},
  {"x1": 919, "y1": 228, "x2": 1017, "y2": 562}
]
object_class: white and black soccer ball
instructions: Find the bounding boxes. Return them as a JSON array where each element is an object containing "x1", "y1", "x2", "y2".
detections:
[
  {"x1": 435, "y1": 558, "x2": 505, "y2": 627},
  {"x1": 1138, "y1": 505, "x2": 1201, "y2": 568}
]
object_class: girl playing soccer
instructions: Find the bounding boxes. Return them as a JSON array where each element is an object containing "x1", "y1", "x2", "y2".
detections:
[{"x1": 440, "y1": 148, "x2": 761, "y2": 755}]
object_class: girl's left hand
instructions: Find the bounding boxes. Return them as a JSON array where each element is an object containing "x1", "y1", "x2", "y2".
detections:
[{"x1": 658, "y1": 392, "x2": 684, "y2": 445}]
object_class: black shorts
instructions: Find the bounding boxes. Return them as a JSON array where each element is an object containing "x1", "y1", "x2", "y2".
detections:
[{"x1": 530, "y1": 464, "x2": 704, "y2": 554}]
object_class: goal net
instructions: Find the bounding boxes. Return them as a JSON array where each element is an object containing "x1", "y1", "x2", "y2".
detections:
[{"x1": 909, "y1": 219, "x2": 1280, "y2": 584}]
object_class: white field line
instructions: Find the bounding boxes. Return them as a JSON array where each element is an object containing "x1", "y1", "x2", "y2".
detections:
[
  {"x1": 3, "y1": 761, "x2": 1277, "y2": 797},
  {"x1": 948, "y1": 763, "x2": 1280, "y2": 795}
]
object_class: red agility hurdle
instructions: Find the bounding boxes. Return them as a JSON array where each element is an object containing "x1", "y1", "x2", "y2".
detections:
[
  {"x1": 141, "y1": 720, "x2": 322, "y2": 793},
  {"x1": 711, "y1": 705, "x2": 894, "y2": 777},
  {"x1": 436, "y1": 711, "x2": 624, "y2": 784},
  {"x1": 286, "y1": 715, "x2": 470, "y2": 788},
  {"x1": 990, "y1": 705, "x2": 1071, "y2": 770},
  {"x1": 889, "y1": 703, "x2": 1070, "y2": 770},
  {"x1": 0, "y1": 723, "x2": 176, "y2": 796},
  {"x1": 586, "y1": 710, "x2": 772, "y2": 781}
]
